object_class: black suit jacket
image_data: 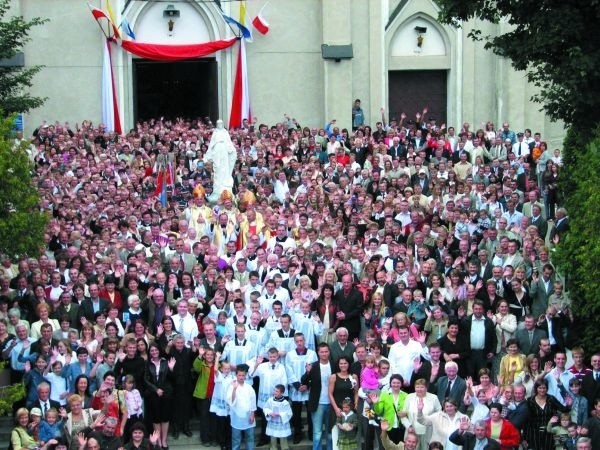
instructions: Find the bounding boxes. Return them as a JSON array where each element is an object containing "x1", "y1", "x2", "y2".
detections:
[
  {"x1": 381, "y1": 283, "x2": 399, "y2": 309},
  {"x1": 550, "y1": 217, "x2": 570, "y2": 242},
  {"x1": 334, "y1": 288, "x2": 363, "y2": 336},
  {"x1": 507, "y1": 399, "x2": 530, "y2": 431},
  {"x1": 536, "y1": 314, "x2": 569, "y2": 351},
  {"x1": 436, "y1": 376, "x2": 467, "y2": 410},
  {"x1": 144, "y1": 359, "x2": 174, "y2": 397},
  {"x1": 53, "y1": 302, "x2": 80, "y2": 327},
  {"x1": 582, "y1": 372, "x2": 600, "y2": 411},
  {"x1": 31, "y1": 398, "x2": 61, "y2": 412},
  {"x1": 301, "y1": 360, "x2": 336, "y2": 412},
  {"x1": 449, "y1": 430, "x2": 501, "y2": 450},
  {"x1": 410, "y1": 357, "x2": 446, "y2": 394},
  {"x1": 460, "y1": 314, "x2": 497, "y2": 356},
  {"x1": 478, "y1": 262, "x2": 494, "y2": 284},
  {"x1": 78, "y1": 298, "x2": 111, "y2": 322}
]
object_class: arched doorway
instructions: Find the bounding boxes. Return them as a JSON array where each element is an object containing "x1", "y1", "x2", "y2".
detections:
[
  {"x1": 386, "y1": 8, "x2": 455, "y2": 125},
  {"x1": 126, "y1": 1, "x2": 224, "y2": 122}
]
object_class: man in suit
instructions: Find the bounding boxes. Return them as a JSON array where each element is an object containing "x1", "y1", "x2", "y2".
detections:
[
  {"x1": 529, "y1": 204, "x2": 549, "y2": 238},
  {"x1": 516, "y1": 315, "x2": 548, "y2": 356},
  {"x1": 388, "y1": 136, "x2": 406, "y2": 160},
  {"x1": 582, "y1": 353, "x2": 600, "y2": 412},
  {"x1": 30, "y1": 323, "x2": 59, "y2": 354},
  {"x1": 301, "y1": 343, "x2": 335, "y2": 450},
  {"x1": 411, "y1": 343, "x2": 445, "y2": 393},
  {"x1": 460, "y1": 301, "x2": 497, "y2": 381},
  {"x1": 530, "y1": 264, "x2": 555, "y2": 318},
  {"x1": 77, "y1": 283, "x2": 110, "y2": 323},
  {"x1": 477, "y1": 250, "x2": 494, "y2": 282},
  {"x1": 375, "y1": 270, "x2": 399, "y2": 308},
  {"x1": 522, "y1": 191, "x2": 546, "y2": 218},
  {"x1": 508, "y1": 383, "x2": 530, "y2": 432},
  {"x1": 32, "y1": 382, "x2": 61, "y2": 414},
  {"x1": 449, "y1": 419, "x2": 501, "y2": 450},
  {"x1": 171, "y1": 238, "x2": 198, "y2": 272},
  {"x1": 536, "y1": 305, "x2": 570, "y2": 353},
  {"x1": 411, "y1": 169, "x2": 431, "y2": 195},
  {"x1": 52, "y1": 291, "x2": 79, "y2": 327},
  {"x1": 334, "y1": 274, "x2": 363, "y2": 341},
  {"x1": 329, "y1": 328, "x2": 356, "y2": 365},
  {"x1": 550, "y1": 207, "x2": 570, "y2": 242},
  {"x1": 435, "y1": 361, "x2": 467, "y2": 411}
]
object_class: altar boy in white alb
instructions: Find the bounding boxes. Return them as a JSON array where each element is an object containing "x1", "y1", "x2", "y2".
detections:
[{"x1": 264, "y1": 384, "x2": 293, "y2": 450}]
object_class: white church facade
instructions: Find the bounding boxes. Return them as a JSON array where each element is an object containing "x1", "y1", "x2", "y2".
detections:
[{"x1": 13, "y1": 0, "x2": 565, "y2": 144}]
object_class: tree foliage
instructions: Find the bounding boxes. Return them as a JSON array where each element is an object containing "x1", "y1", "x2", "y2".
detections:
[
  {"x1": 436, "y1": 0, "x2": 600, "y2": 132},
  {"x1": 0, "y1": 112, "x2": 48, "y2": 259},
  {"x1": 0, "y1": 0, "x2": 47, "y2": 115},
  {"x1": 553, "y1": 129, "x2": 600, "y2": 351}
]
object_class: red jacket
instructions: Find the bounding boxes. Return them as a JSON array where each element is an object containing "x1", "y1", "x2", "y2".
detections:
[
  {"x1": 486, "y1": 419, "x2": 521, "y2": 450},
  {"x1": 98, "y1": 288, "x2": 123, "y2": 312}
]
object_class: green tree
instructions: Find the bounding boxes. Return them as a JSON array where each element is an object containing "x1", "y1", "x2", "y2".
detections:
[
  {"x1": 436, "y1": 0, "x2": 600, "y2": 349},
  {"x1": 552, "y1": 129, "x2": 600, "y2": 351},
  {"x1": 0, "y1": 0, "x2": 47, "y2": 115},
  {"x1": 0, "y1": 112, "x2": 48, "y2": 259},
  {"x1": 436, "y1": 0, "x2": 600, "y2": 132}
]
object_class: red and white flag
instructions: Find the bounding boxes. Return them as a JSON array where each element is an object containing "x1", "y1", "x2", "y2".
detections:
[
  {"x1": 252, "y1": 10, "x2": 269, "y2": 35},
  {"x1": 101, "y1": 39, "x2": 122, "y2": 134},
  {"x1": 229, "y1": 39, "x2": 251, "y2": 129},
  {"x1": 252, "y1": 3, "x2": 270, "y2": 35}
]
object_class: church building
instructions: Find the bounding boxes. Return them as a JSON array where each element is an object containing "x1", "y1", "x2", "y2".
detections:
[{"x1": 12, "y1": 0, "x2": 564, "y2": 144}]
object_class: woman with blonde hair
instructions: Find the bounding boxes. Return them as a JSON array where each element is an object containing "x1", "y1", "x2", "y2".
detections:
[
  {"x1": 363, "y1": 292, "x2": 392, "y2": 333},
  {"x1": 30, "y1": 303, "x2": 60, "y2": 339},
  {"x1": 388, "y1": 312, "x2": 420, "y2": 342},
  {"x1": 401, "y1": 379, "x2": 442, "y2": 450},
  {"x1": 63, "y1": 394, "x2": 102, "y2": 449},
  {"x1": 299, "y1": 275, "x2": 318, "y2": 303}
]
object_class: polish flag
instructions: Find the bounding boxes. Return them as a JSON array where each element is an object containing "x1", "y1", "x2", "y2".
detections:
[
  {"x1": 252, "y1": 12, "x2": 269, "y2": 35},
  {"x1": 229, "y1": 39, "x2": 251, "y2": 129}
]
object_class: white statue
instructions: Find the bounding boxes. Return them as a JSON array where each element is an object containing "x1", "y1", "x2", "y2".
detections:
[{"x1": 204, "y1": 119, "x2": 237, "y2": 201}]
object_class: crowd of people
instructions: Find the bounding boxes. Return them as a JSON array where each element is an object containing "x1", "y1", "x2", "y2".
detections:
[{"x1": 1, "y1": 109, "x2": 598, "y2": 450}]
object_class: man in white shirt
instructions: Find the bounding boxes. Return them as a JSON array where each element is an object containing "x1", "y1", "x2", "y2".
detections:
[
  {"x1": 173, "y1": 299, "x2": 199, "y2": 347},
  {"x1": 545, "y1": 352, "x2": 575, "y2": 406},
  {"x1": 387, "y1": 326, "x2": 429, "y2": 382},
  {"x1": 227, "y1": 364, "x2": 257, "y2": 450}
]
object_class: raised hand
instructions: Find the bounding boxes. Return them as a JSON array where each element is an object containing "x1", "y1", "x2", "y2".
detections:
[
  {"x1": 368, "y1": 392, "x2": 379, "y2": 404},
  {"x1": 417, "y1": 397, "x2": 424, "y2": 411},
  {"x1": 459, "y1": 416, "x2": 470, "y2": 431},
  {"x1": 413, "y1": 357, "x2": 422, "y2": 372},
  {"x1": 149, "y1": 429, "x2": 160, "y2": 445},
  {"x1": 77, "y1": 432, "x2": 87, "y2": 449},
  {"x1": 168, "y1": 357, "x2": 176, "y2": 370}
]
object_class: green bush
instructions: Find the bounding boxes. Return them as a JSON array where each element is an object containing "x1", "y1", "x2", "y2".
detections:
[{"x1": 554, "y1": 127, "x2": 600, "y2": 351}]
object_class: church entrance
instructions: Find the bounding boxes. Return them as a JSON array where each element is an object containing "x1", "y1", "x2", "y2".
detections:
[
  {"x1": 133, "y1": 58, "x2": 218, "y2": 122},
  {"x1": 388, "y1": 70, "x2": 447, "y2": 125}
]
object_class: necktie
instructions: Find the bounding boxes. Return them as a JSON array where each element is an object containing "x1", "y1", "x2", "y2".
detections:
[
  {"x1": 596, "y1": 373, "x2": 600, "y2": 382},
  {"x1": 271, "y1": 364, "x2": 275, "y2": 370},
  {"x1": 529, "y1": 331, "x2": 534, "y2": 346},
  {"x1": 179, "y1": 317, "x2": 184, "y2": 333},
  {"x1": 445, "y1": 380, "x2": 453, "y2": 398},
  {"x1": 43, "y1": 402, "x2": 48, "y2": 415},
  {"x1": 180, "y1": 255, "x2": 184, "y2": 269}
]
